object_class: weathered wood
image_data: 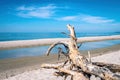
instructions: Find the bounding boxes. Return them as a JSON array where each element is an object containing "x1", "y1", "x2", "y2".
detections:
[
  {"x1": 93, "y1": 62, "x2": 120, "y2": 72},
  {"x1": 66, "y1": 25, "x2": 120, "y2": 80},
  {"x1": 0, "y1": 35, "x2": 120, "y2": 50},
  {"x1": 41, "y1": 63, "x2": 89, "y2": 80},
  {"x1": 40, "y1": 24, "x2": 120, "y2": 80},
  {"x1": 46, "y1": 41, "x2": 69, "y2": 56}
]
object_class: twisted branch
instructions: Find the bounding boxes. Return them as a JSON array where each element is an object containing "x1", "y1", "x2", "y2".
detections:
[{"x1": 46, "y1": 41, "x2": 69, "y2": 56}]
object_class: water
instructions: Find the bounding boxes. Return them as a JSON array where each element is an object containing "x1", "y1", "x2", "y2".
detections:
[
  {"x1": 0, "y1": 32, "x2": 120, "y2": 41},
  {"x1": 0, "y1": 32, "x2": 65, "y2": 41},
  {"x1": 0, "y1": 32, "x2": 120, "y2": 59}
]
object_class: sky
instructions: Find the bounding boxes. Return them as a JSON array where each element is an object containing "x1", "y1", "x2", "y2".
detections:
[{"x1": 0, "y1": 0, "x2": 120, "y2": 33}]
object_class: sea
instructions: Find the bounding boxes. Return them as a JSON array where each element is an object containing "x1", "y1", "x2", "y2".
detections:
[{"x1": 0, "y1": 32, "x2": 120, "y2": 59}]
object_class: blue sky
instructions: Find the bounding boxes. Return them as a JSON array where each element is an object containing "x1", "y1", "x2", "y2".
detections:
[{"x1": 0, "y1": 0, "x2": 120, "y2": 33}]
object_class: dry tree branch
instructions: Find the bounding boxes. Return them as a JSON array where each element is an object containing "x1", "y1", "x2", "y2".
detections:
[
  {"x1": 57, "y1": 47, "x2": 68, "y2": 60},
  {"x1": 46, "y1": 41, "x2": 69, "y2": 56},
  {"x1": 41, "y1": 63, "x2": 89, "y2": 80},
  {"x1": 88, "y1": 51, "x2": 91, "y2": 63},
  {"x1": 92, "y1": 62, "x2": 120, "y2": 73},
  {"x1": 77, "y1": 43, "x2": 82, "y2": 49},
  {"x1": 42, "y1": 24, "x2": 120, "y2": 80}
]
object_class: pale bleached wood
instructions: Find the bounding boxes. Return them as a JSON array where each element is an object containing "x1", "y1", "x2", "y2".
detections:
[
  {"x1": 42, "y1": 24, "x2": 120, "y2": 80},
  {"x1": 66, "y1": 25, "x2": 120, "y2": 80},
  {"x1": 41, "y1": 63, "x2": 89, "y2": 80},
  {"x1": 92, "y1": 62, "x2": 120, "y2": 72},
  {"x1": 46, "y1": 41, "x2": 69, "y2": 56}
]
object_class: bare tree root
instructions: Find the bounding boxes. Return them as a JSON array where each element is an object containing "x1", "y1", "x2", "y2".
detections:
[
  {"x1": 41, "y1": 63, "x2": 89, "y2": 80},
  {"x1": 77, "y1": 43, "x2": 83, "y2": 49},
  {"x1": 41, "y1": 24, "x2": 120, "y2": 80},
  {"x1": 57, "y1": 47, "x2": 68, "y2": 60},
  {"x1": 46, "y1": 41, "x2": 69, "y2": 56},
  {"x1": 92, "y1": 62, "x2": 120, "y2": 73}
]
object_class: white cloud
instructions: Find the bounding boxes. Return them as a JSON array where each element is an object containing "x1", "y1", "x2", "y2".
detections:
[
  {"x1": 57, "y1": 14, "x2": 115, "y2": 24},
  {"x1": 16, "y1": 4, "x2": 56, "y2": 18},
  {"x1": 17, "y1": 6, "x2": 35, "y2": 11},
  {"x1": 81, "y1": 15, "x2": 114, "y2": 24},
  {"x1": 57, "y1": 16, "x2": 77, "y2": 21},
  {"x1": 16, "y1": 4, "x2": 116, "y2": 24}
]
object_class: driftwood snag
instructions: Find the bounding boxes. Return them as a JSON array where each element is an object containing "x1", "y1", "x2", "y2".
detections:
[{"x1": 41, "y1": 24, "x2": 120, "y2": 80}]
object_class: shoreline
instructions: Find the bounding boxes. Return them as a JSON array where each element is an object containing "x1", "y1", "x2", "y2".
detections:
[
  {"x1": 0, "y1": 44, "x2": 120, "y2": 79},
  {"x1": 0, "y1": 35, "x2": 120, "y2": 50}
]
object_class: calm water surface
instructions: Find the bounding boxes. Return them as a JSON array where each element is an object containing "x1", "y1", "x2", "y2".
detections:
[{"x1": 0, "y1": 32, "x2": 120, "y2": 59}]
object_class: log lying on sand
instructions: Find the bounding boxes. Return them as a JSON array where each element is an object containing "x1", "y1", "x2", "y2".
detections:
[
  {"x1": 41, "y1": 24, "x2": 120, "y2": 80},
  {"x1": 41, "y1": 64, "x2": 89, "y2": 80},
  {"x1": 93, "y1": 62, "x2": 120, "y2": 73}
]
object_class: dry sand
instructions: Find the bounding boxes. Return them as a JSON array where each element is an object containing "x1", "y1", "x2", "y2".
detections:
[
  {"x1": 0, "y1": 44, "x2": 120, "y2": 80},
  {"x1": 92, "y1": 50, "x2": 120, "y2": 65},
  {"x1": 2, "y1": 50, "x2": 120, "y2": 80}
]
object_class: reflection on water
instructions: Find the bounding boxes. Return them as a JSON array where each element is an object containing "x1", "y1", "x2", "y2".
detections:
[{"x1": 0, "y1": 40, "x2": 120, "y2": 59}]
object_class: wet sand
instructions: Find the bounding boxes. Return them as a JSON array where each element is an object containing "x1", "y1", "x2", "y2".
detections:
[{"x1": 0, "y1": 44, "x2": 120, "y2": 80}]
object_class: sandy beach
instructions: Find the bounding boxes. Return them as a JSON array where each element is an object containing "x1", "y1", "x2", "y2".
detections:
[
  {"x1": 0, "y1": 44, "x2": 120, "y2": 80},
  {"x1": 0, "y1": 35, "x2": 120, "y2": 50},
  {"x1": 1, "y1": 0, "x2": 120, "y2": 79},
  {"x1": 2, "y1": 50, "x2": 120, "y2": 80}
]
